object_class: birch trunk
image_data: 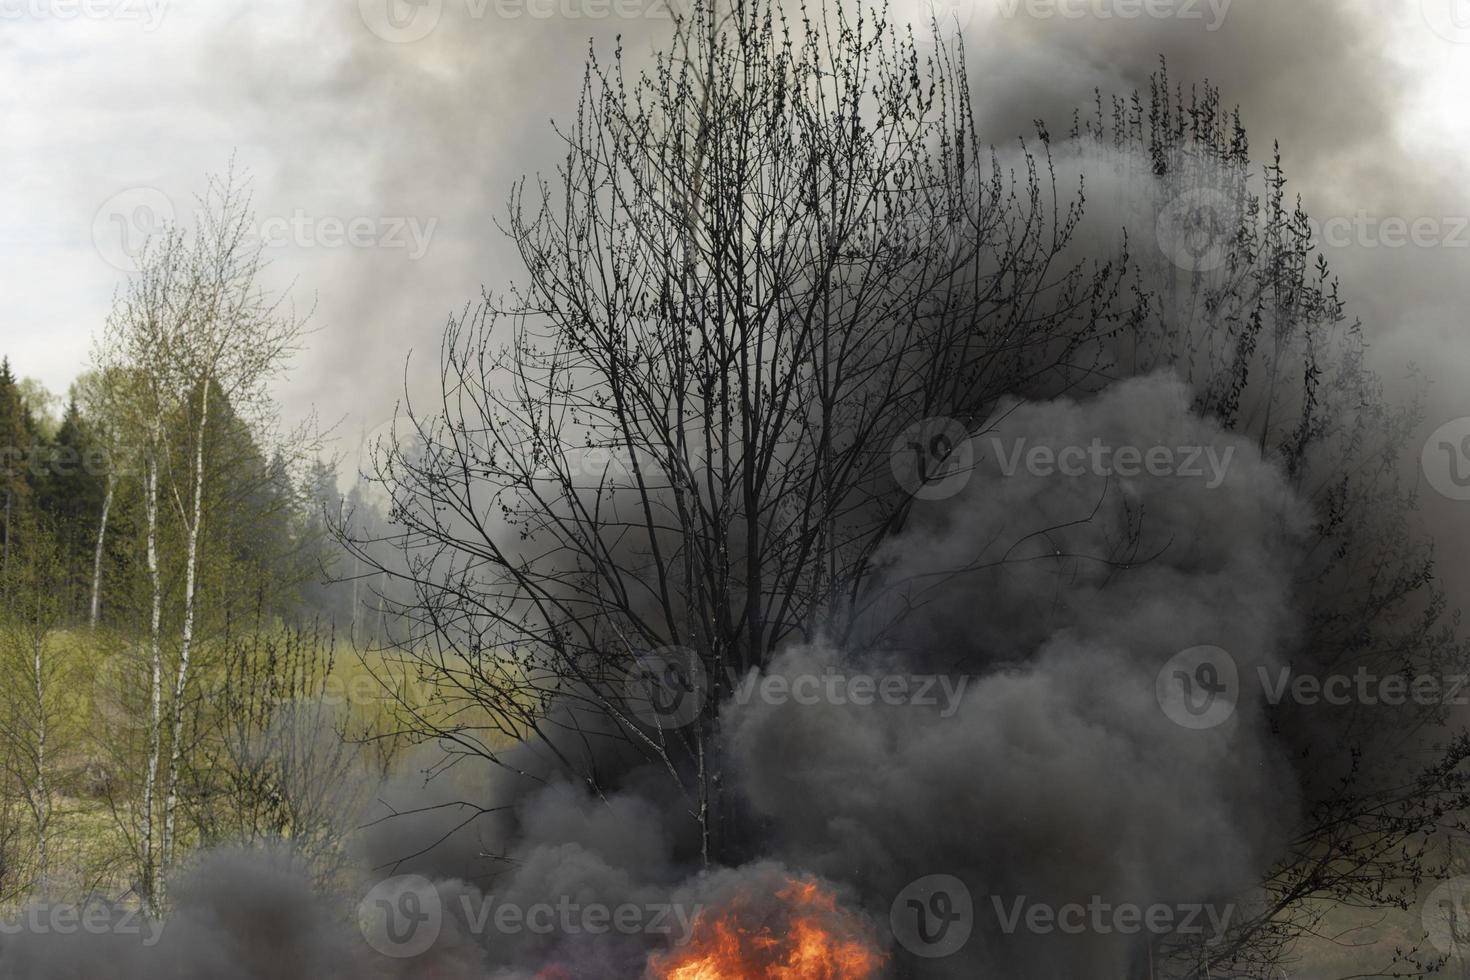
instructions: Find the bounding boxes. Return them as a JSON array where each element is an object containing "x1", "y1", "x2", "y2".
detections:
[
  {"x1": 161, "y1": 381, "x2": 208, "y2": 883},
  {"x1": 31, "y1": 629, "x2": 48, "y2": 901},
  {"x1": 141, "y1": 453, "x2": 163, "y2": 911},
  {"x1": 89, "y1": 472, "x2": 114, "y2": 628}
]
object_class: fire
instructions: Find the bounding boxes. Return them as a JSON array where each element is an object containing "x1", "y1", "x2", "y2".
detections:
[{"x1": 647, "y1": 876, "x2": 887, "y2": 980}]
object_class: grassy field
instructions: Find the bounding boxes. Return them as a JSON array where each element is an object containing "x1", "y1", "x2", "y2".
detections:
[{"x1": 0, "y1": 627, "x2": 429, "y2": 914}]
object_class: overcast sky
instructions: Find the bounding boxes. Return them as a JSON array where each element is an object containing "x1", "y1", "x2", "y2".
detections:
[{"x1": 4, "y1": 0, "x2": 1470, "y2": 488}]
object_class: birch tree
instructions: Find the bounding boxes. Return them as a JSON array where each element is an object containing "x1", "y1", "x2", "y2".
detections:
[
  {"x1": 98, "y1": 171, "x2": 307, "y2": 909},
  {"x1": 98, "y1": 224, "x2": 186, "y2": 910}
]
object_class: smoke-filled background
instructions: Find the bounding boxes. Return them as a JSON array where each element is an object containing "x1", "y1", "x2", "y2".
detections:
[
  {"x1": 5, "y1": 1, "x2": 1470, "y2": 978},
  {"x1": 9, "y1": 0, "x2": 1470, "y2": 587}
]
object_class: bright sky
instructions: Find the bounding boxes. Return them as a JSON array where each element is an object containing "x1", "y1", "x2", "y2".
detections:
[{"x1": 3, "y1": 0, "x2": 1468, "y2": 440}]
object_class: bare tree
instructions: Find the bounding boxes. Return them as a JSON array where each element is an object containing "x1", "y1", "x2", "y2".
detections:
[{"x1": 346, "y1": 0, "x2": 1130, "y2": 865}]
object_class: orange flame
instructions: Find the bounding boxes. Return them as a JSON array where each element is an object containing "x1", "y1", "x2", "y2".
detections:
[{"x1": 647, "y1": 877, "x2": 887, "y2": 980}]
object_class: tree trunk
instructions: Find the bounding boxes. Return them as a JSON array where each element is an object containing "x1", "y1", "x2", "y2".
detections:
[
  {"x1": 31, "y1": 630, "x2": 48, "y2": 901},
  {"x1": 162, "y1": 382, "x2": 209, "y2": 885},
  {"x1": 141, "y1": 453, "x2": 163, "y2": 911},
  {"x1": 89, "y1": 472, "x2": 114, "y2": 629}
]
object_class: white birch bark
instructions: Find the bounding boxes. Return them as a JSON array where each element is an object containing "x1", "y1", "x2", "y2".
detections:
[
  {"x1": 141, "y1": 452, "x2": 163, "y2": 911},
  {"x1": 31, "y1": 628, "x2": 48, "y2": 900},
  {"x1": 160, "y1": 381, "x2": 208, "y2": 882},
  {"x1": 88, "y1": 472, "x2": 114, "y2": 628}
]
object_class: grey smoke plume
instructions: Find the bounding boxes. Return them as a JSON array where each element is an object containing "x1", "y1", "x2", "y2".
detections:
[
  {"x1": 198, "y1": 0, "x2": 1466, "y2": 596},
  {"x1": 201, "y1": 1, "x2": 1459, "y2": 434},
  {"x1": 331, "y1": 372, "x2": 1309, "y2": 979},
  {"x1": 723, "y1": 372, "x2": 1309, "y2": 976},
  {"x1": 0, "y1": 848, "x2": 363, "y2": 980}
]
